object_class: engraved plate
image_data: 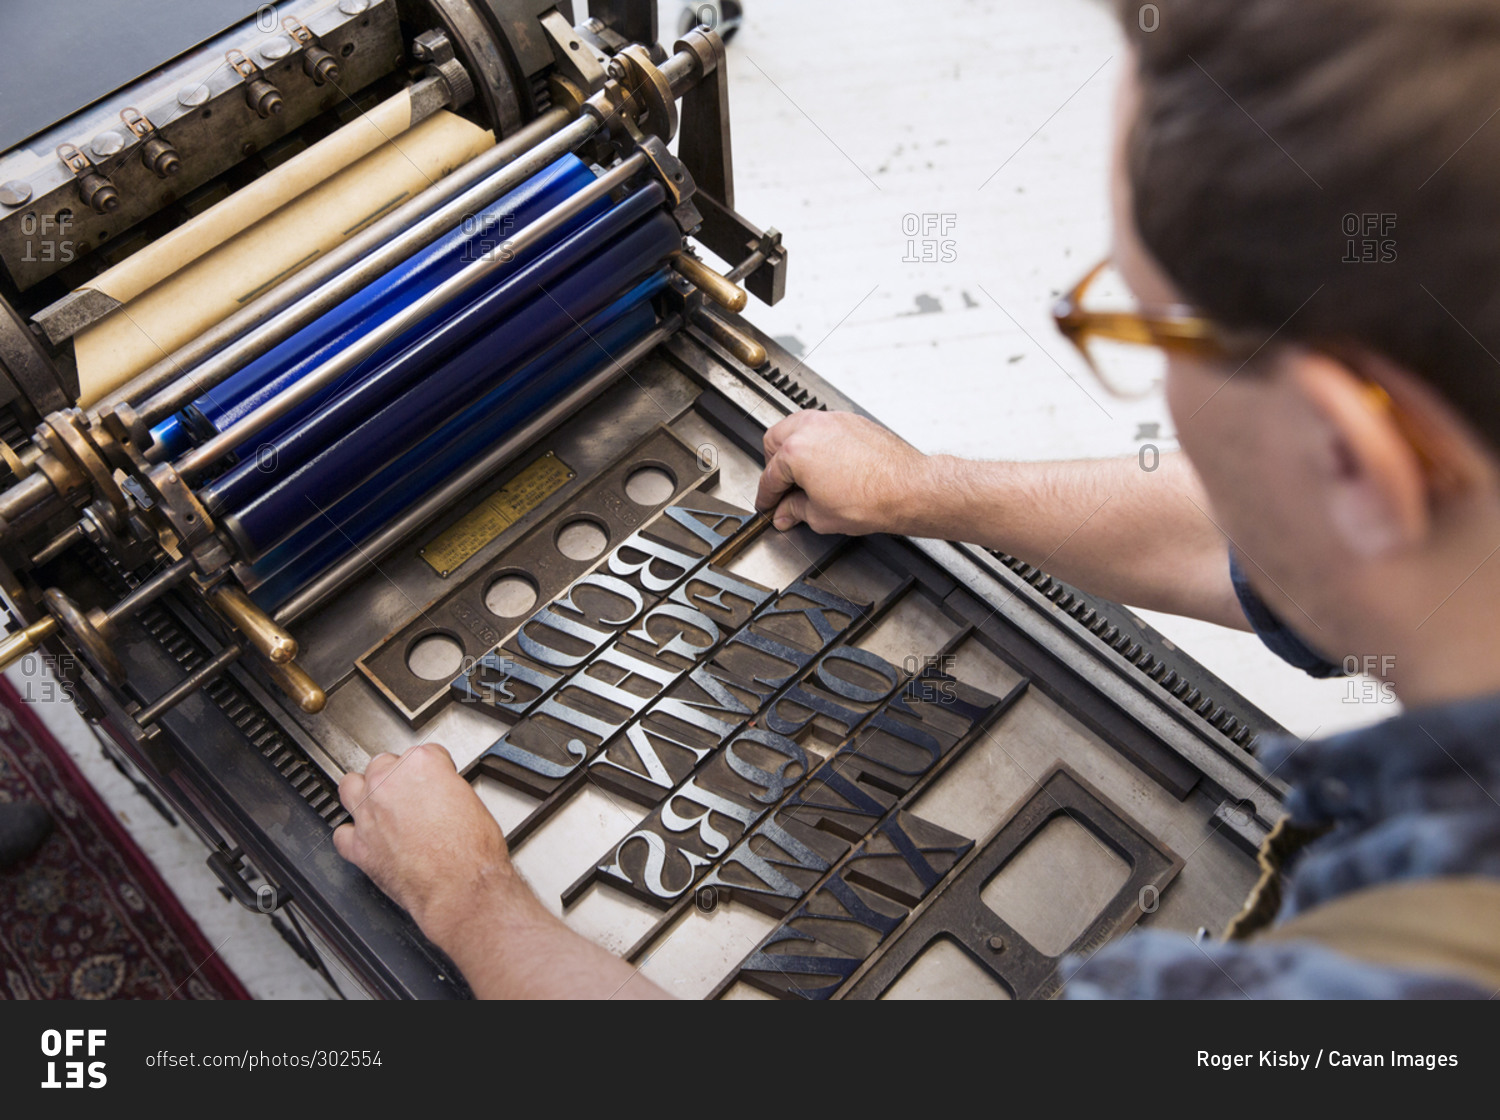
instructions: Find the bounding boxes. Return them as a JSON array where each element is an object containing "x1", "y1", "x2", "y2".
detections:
[{"x1": 420, "y1": 452, "x2": 574, "y2": 577}]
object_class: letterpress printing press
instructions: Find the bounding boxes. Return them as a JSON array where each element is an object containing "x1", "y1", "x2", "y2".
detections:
[{"x1": 0, "y1": 1, "x2": 1282, "y2": 997}]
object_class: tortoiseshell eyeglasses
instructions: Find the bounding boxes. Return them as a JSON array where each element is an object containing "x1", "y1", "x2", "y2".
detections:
[
  {"x1": 1053, "y1": 257, "x2": 1456, "y2": 490},
  {"x1": 1051, "y1": 258, "x2": 1226, "y2": 399}
]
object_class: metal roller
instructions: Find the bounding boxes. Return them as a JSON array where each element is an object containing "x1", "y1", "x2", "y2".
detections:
[
  {"x1": 200, "y1": 179, "x2": 669, "y2": 518},
  {"x1": 149, "y1": 154, "x2": 608, "y2": 460},
  {"x1": 117, "y1": 111, "x2": 591, "y2": 424},
  {"x1": 170, "y1": 153, "x2": 648, "y2": 485},
  {"x1": 219, "y1": 208, "x2": 683, "y2": 559},
  {"x1": 272, "y1": 312, "x2": 684, "y2": 625},
  {"x1": 246, "y1": 272, "x2": 667, "y2": 607}
]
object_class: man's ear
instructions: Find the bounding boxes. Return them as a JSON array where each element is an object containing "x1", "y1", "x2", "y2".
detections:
[{"x1": 1286, "y1": 350, "x2": 1430, "y2": 558}]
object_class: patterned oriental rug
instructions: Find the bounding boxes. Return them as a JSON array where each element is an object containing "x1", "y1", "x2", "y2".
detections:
[{"x1": 0, "y1": 678, "x2": 249, "y2": 999}]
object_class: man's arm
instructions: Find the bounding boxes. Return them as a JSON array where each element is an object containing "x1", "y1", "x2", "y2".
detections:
[
  {"x1": 333, "y1": 743, "x2": 669, "y2": 999},
  {"x1": 756, "y1": 410, "x2": 1249, "y2": 630}
]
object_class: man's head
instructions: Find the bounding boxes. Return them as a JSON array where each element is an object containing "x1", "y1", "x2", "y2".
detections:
[{"x1": 1110, "y1": 0, "x2": 1500, "y2": 704}]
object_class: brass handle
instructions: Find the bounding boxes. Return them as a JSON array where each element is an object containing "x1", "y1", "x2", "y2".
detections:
[
  {"x1": 692, "y1": 310, "x2": 768, "y2": 368},
  {"x1": 265, "y1": 657, "x2": 326, "y2": 713},
  {"x1": 710, "y1": 509, "x2": 773, "y2": 566},
  {"x1": 0, "y1": 617, "x2": 58, "y2": 672},
  {"x1": 210, "y1": 585, "x2": 297, "y2": 664},
  {"x1": 671, "y1": 252, "x2": 748, "y2": 313}
]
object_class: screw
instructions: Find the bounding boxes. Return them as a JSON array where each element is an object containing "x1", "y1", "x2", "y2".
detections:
[
  {"x1": 90, "y1": 130, "x2": 125, "y2": 158},
  {"x1": 987, "y1": 935, "x2": 1006, "y2": 952},
  {"x1": 259, "y1": 35, "x2": 293, "y2": 62},
  {"x1": 0, "y1": 180, "x2": 32, "y2": 207}
]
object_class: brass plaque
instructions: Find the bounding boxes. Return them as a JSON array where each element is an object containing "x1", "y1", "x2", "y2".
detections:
[{"x1": 419, "y1": 452, "x2": 573, "y2": 577}]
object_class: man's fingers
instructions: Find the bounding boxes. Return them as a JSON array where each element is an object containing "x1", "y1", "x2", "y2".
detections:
[
  {"x1": 755, "y1": 449, "x2": 799, "y2": 514},
  {"x1": 774, "y1": 491, "x2": 809, "y2": 532},
  {"x1": 340, "y1": 744, "x2": 459, "y2": 821},
  {"x1": 338, "y1": 770, "x2": 367, "y2": 812},
  {"x1": 332, "y1": 822, "x2": 361, "y2": 863},
  {"x1": 364, "y1": 750, "x2": 403, "y2": 784},
  {"x1": 762, "y1": 412, "x2": 806, "y2": 462},
  {"x1": 414, "y1": 741, "x2": 457, "y2": 771}
]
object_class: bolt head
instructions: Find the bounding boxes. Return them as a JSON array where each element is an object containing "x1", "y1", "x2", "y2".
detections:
[
  {"x1": 0, "y1": 180, "x2": 32, "y2": 207},
  {"x1": 90, "y1": 130, "x2": 125, "y2": 158}
]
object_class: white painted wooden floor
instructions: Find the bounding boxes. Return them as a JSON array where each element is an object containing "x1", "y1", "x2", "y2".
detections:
[{"x1": 4, "y1": 0, "x2": 1390, "y2": 998}]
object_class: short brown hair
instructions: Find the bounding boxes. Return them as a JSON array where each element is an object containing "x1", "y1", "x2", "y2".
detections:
[{"x1": 1116, "y1": 0, "x2": 1500, "y2": 449}]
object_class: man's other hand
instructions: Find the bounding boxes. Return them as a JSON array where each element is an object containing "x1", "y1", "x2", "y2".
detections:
[
  {"x1": 333, "y1": 743, "x2": 535, "y2": 947},
  {"x1": 332, "y1": 743, "x2": 670, "y2": 998},
  {"x1": 756, "y1": 410, "x2": 930, "y2": 535}
]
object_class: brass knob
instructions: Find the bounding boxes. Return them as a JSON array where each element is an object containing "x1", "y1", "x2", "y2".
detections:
[
  {"x1": 0, "y1": 617, "x2": 59, "y2": 673},
  {"x1": 209, "y1": 585, "x2": 297, "y2": 663},
  {"x1": 265, "y1": 658, "x2": 326, "y2": 713},
  {"x1": 671, "y1": 252, "x2": 749, "y2": 312},
  {"x1": 692, "y1": 310, "x2": 768, "y2": 368}
]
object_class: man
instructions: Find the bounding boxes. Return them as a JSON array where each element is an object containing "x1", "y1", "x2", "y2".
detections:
[{"x1": 333, "y1": 0, "x2": 1500, "y2": 997}]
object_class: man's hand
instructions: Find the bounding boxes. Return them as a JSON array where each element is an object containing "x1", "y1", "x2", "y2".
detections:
[
  {"x1": 333, "y1": 743, "x2": 669, "y2": 999},
  {"x1": 334, "y1": 744, "x2": 537, "y2": 947},
  {"x1": 756, "y1": 416, "x2": 1248, "y2": 628},
  {"x1": 756, "y1": 410, "x2": 933, "y2": 535}
]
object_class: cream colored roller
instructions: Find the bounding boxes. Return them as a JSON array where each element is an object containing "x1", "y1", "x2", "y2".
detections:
[
  {"x1": 74, "y1": 107, "x2": 494, "y2": 405},
  {"x1": 95, "y1": 91, "x2": 415, "y2": 309}
]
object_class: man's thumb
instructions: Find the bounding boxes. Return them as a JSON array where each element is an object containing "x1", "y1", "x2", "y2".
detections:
[{"x1": 774, "y1": 491, "x2": 808, "y2": 531}]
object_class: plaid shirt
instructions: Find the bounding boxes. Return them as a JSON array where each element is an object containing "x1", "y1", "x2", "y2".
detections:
[{"x1": 1065, "y1": 553, "x2": 1497, "y2": 998}]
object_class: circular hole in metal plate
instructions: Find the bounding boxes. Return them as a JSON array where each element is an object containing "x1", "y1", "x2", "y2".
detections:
[
  {"x1": 407, "y1": 633, "x2": 464, "y2": 681},
  {"x1": 624, "y1": 465, "x2": 676, "y2": 506},
  {"x1": 556, "y1": 518, "x2": 608, "y2": 560},
  {"x1": 485, "y1": 574, "x2": 538, "y2": 618}
]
